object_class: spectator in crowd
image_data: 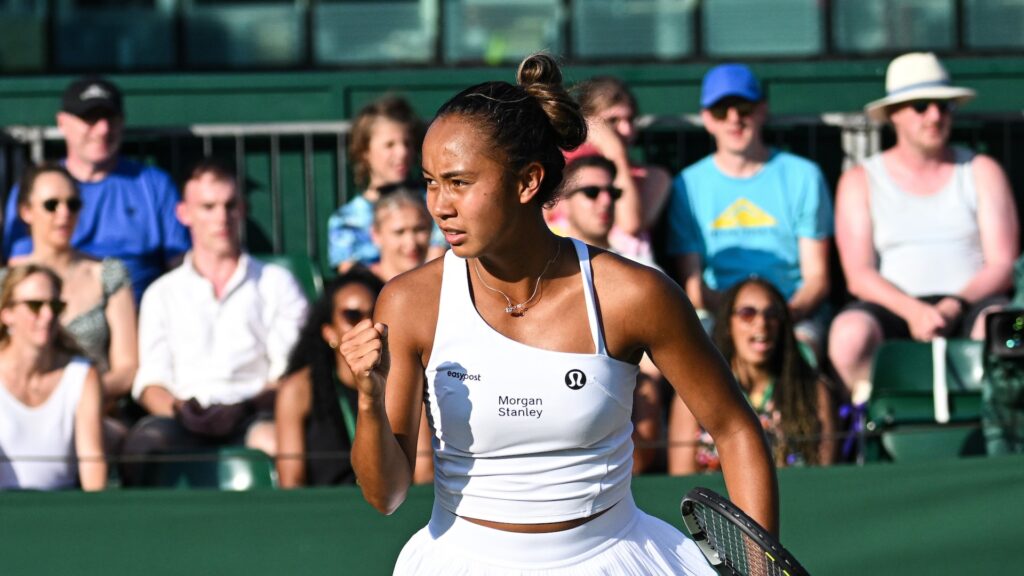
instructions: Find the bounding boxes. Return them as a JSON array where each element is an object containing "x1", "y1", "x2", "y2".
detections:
[
  {"x1": 276, "y1": 268, "x2": 384, "y2": 488},
  {"x1": 558, "y1": 153, "x2": 663, "y2": 472},
  {"x1": 368, "y1": 186, "x2": 434, "y2": 282},
  {"x1": 829, "y1": 52, "x2": 1019, "y2": 399},
  {"x1": 0, "y1": 264, "x2": 105, "y2": 491},
  {"x1": 120, "y1": 159, "x2": 307, "y2": 486},
  {"x1": 666, "y1": 63, "x2": 833, "y2": 359},
  {"x1": 545, "y1": 76, "x2": 669, "y2": 265},
  {"x1": 668, "y1": 277, "x2": 835, "y2": 474},
  {"x1": 2, "y1": 76, "x2": 190, "y2": 302},
  {"x1": 572, "y1": 75, "x2": 672, "y2": 234},
  {"x1": 326, "y1": 95, "x2": 445, "y2": 273},
  {"x1": 7, "y1": 163, "x2": 136, "y2": 415}
]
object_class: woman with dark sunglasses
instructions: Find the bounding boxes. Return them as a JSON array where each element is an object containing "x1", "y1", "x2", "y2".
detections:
[
  {"x1": 8, "y1": 163, "x2": 137, "y2": 428},
  {"x1": 274, "y1": 268, "x2": 384, "y2": 487},
  {"x1": 669, "y1": 278, "x2": 835, "y2": 475},
  {"x1": 0, "y1": 264, "x2": 105, "y2": 490}
]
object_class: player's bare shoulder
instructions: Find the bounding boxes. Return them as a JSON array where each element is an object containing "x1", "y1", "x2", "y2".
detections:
[
  {"x1": 375, "y1": 255, "x2": 445, "y2": 348},
  {"x1": 587, "y1": 247, "x2": 683, "y2": 317}
]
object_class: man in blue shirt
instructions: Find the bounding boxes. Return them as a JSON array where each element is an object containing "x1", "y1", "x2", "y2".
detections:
[
  {"x1": 2, "y1": 76, "x2": 190, "y2": 302},
  {"x1": 666, "y1": 64, "x2": 834, "y2": 355}
]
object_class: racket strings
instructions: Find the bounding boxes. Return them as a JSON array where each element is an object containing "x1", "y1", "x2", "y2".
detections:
[{"x1": 696, "y1": 503, "x2": 784, "y2": 576}]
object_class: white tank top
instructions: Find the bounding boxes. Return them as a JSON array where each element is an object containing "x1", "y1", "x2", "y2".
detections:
[
  {"x1": 0, "y1": 358, "x2": 90, "y2": 490},
  {"x1": 865, "y1": 147, "x2": 982, "y2": 297},
  {"x1": 425, "y1": 239, "x2": 639, "y2": 524}
]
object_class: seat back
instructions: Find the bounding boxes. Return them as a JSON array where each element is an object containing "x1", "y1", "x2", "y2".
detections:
[
  {"x1": 253, "y1": 252, "x2": 324, "y2": 300},
  {"x1": 865, "y1": 339, "x2": 986, "y2": 462},
  {"x1": 154, "y1": 447, "x2": 276, "y2": 490}
]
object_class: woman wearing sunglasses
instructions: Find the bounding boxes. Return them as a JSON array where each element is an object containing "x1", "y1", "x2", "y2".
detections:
[
  {"x1": 8, "y1": 163, "x2": 137, "y2": 420},
  {"x1": 274, "y1": 268, "x2": 384, "y2": 487},
  {"x1": 669, "y1": 277, "x2": 835, "y2": 475},
  {"x1": 0, "y1": 264, "x2": 105, "y2": 490}
]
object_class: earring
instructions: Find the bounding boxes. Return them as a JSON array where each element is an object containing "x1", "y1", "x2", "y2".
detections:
[{"x1": 328, "y1": 339, "x2": 339, "y2": 349}]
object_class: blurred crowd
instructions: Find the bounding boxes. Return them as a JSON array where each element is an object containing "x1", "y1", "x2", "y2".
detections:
[{"x1": 0, "y1": 51, "x2": 1017, "y2": 490}]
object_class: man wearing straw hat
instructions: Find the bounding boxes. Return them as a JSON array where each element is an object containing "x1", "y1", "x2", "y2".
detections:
[{"x1": 828, "y1": 52, "x2": 1019, "y2": 399}]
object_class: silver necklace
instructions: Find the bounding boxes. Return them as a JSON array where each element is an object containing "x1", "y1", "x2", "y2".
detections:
[{"x1": 472, "y1": 240, "x2": 562, "y2": 317}]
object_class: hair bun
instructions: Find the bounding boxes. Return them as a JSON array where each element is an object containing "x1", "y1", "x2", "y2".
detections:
[{"x1": 516, "y1": 53, "x2": 587, "y2": 151}]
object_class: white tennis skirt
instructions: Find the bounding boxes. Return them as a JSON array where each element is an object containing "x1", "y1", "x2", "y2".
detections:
[{"x1": 393, "y1": 494, "x2": 716, "y2": 575}]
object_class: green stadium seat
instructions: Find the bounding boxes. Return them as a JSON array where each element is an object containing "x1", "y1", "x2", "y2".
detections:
[
  {"x1": 864, "y1": 339, "x2": 986, "y2": 462},
  {"x1": 254, "y1": 252, "x2": 323, "y2": 300},
  {"x1": 153, "y1": 447, "x2": 276, "y2": 490}
]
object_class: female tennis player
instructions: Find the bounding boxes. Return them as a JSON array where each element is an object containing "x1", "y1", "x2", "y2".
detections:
[{"x1": 341, "y1": 53, "x2": 778, "y2": 574}]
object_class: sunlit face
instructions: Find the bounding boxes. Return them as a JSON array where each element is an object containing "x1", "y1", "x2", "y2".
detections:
[
  {"x1": 594, "y1": 102, "x2": 636, "y2": 145},
  {"x1": 564, "y1": 165, "x2": 617, "y2": 245},
  {"x1": 56, "y1": 110, "x2": 123, "y2": 169},
  {"x1": 372, "y1": 204, "x2": 432, "y2": 275},
  {"x1": 700, "y1": 97, "x2": 767, "y2": 156},
  {"x1": 729, "y1": 283, "x2": 783, "y2": 368},
  {"x1": 888, "y1": 99, "x2": 954, "y2": 154},
  {"x1": 364, "y1": 118, "x2": 414, "y2": 188},
  {"x1": 422, "y1": 114, "x2": 525, "y2": 258},
  {"x1": 1, "y1": 272, "x2": 63, "y2": 348},
  {"x1": 177, "y1": 174, "x2": 243, "y2": 258},
  {"x1": 19, "y1": 172, "x2": 81, "y2": 250},
  {"x1": 321, "y1": 283, "x2": 376, "y2": 350}
]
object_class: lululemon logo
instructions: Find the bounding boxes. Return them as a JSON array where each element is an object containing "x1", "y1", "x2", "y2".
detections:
[{"x1": 565, "y1": 369, "x2": 586, "y2": 390}]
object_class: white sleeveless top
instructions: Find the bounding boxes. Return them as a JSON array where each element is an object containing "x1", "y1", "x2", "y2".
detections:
[
  {"x1": 0, "y1": 358, "x2": 90, "y2": 490},
  {"x1": 865, "y1": 147, "x2": 982, "y2": 297},
  {"x1": 424, "y1": 239, "x2": 639, "y2": 524}
]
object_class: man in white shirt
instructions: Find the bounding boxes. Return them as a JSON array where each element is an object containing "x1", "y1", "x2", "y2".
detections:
[{"x1": 121, "y1": 159, "x2": 307, "y2": 486}]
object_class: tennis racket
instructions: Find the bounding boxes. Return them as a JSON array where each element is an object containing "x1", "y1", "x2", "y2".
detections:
[{"x1": 680, "y1": 486, "x2": 810, "y2": 576}]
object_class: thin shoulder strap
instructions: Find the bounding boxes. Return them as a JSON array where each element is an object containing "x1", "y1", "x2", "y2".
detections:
[{"x1": 572, "y1": 238, "x2": 607, "y2": 356}]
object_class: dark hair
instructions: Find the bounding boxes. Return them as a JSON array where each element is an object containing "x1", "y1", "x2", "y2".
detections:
[
  {"x1": 434, "y1": 53, "x2": 587, "y2": 206},
  {"x1": 282, "y1": 267, "x2": 385, "y2": 422},
  {"x1": 561, "y1": 154, "x2": 618, "y2": 189},
  {"x1": 0, "y1": 264, "x2": 84, "y2": 356},
  {"x1": 349, "y1": 95, "x2": 422, "y2": 188},
  {"x1": 712, "y1": 277, "x2": 822, "y2": 466},
  {"x1": 17, "y1": 162, "x2": 79, "y2": 208},
  {"x1": 573, "y1": 75, "x2": 638, "y2": 119}
]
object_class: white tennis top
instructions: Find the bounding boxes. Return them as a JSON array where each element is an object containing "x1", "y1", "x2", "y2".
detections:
[
  {"x1": 0, "y1": 357, "x2": 90, "y2": 490},
  {"x1": 425, "y1": 239, "x2": 639, "y2": 523}
]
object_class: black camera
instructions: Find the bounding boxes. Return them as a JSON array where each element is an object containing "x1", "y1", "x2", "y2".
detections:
[{"x1": 985, "y1": 310, "x2": 1024, "y2": 359}]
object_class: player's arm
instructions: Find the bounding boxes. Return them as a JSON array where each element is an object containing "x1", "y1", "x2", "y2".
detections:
[
  {"x1": 344, "y1": 270, "x2": 435, "y2": 514},
  {"x1": 618, "y1": 263, "x2": 778, "y2": 534}
]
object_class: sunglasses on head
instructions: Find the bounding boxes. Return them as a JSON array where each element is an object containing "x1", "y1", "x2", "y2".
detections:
[
  {"x1": 41, "y1": 197, "x2": 83, "y2": 214},
  {"x1": 707, "y1": 99, "x2": 758, "y2": 121},
  {"x1": 733, "y1": 305, "x2": 782, "y2": 323},
  {"x1": 10, "y1": 299, "x2": 66, "y2": 316},
  {"x1": 906, "y1": 99, "x2": 957, "y2": 115},
  {"x1": 572, "y1": 185, "x2": 622, "y2": 201},
  {"x1": 339, "y1": 308, "x2": 371, "y2": 325}
]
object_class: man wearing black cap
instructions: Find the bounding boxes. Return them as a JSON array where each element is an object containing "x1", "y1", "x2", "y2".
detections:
[
  {"x1": 664, "y1": 63, "x2": 834, "y2": 358},
  {"x1": 2, "y1": 76, "x2": 190, "y2": 301}
]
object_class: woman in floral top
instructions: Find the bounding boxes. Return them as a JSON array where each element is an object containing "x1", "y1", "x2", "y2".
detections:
[{"x1": 669, "y1": 277, "x2": 836, "y2": 473}]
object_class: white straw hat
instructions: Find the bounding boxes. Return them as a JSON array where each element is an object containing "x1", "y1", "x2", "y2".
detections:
[{"x1": 864, "y1": 52, "x2": 976, "y2": 122}]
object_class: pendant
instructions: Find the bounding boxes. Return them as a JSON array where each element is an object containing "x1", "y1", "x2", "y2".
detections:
[{"x1": 505, "y1": 303, "x2": 527, "y2": 316}]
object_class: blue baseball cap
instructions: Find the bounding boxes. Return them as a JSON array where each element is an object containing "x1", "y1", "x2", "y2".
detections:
[{"x1": 700, "y1": 64, "x2": 763, "y2": 108}]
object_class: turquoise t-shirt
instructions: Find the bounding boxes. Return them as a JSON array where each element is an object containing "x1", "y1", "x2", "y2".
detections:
[{"x1": 666, "y1": 150, "x2": 833, "y2": 299}]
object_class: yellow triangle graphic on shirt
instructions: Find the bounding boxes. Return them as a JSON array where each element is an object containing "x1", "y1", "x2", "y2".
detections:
[{"x1": 711, "y1": 198, "x2": 777, "y2": 229}]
